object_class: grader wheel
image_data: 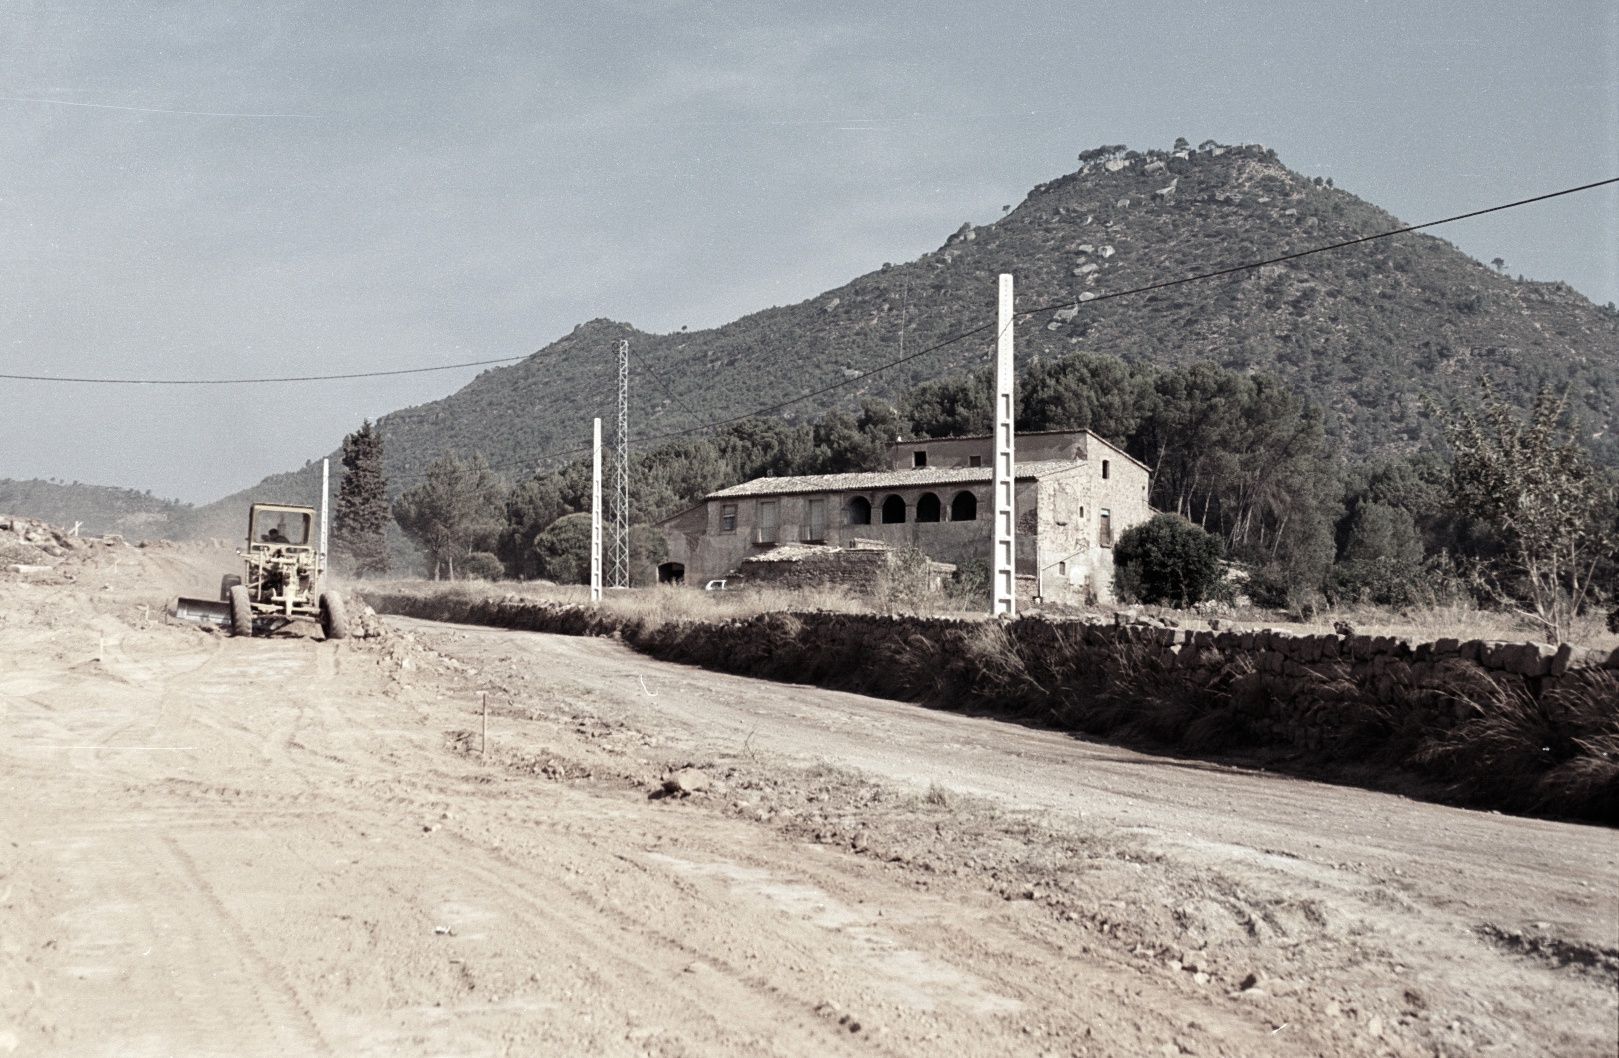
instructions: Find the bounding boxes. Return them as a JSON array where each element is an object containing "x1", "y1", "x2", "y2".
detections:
[
  {"x1": 319, "y1": 590, "x2": 349, "y2": 641},
  {"x1": 228, "y1": 584, "x2": 254, "y2": 638}
]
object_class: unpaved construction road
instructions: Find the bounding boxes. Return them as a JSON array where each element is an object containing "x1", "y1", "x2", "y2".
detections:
[{"x1": 2, "y1": 547, "x2": 1616, "y2": 1057}]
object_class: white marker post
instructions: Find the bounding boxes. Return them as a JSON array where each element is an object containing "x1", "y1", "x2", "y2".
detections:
[
  {"x1": 992, "y1": 274, "x2": 1016, "y2": 617},
  {"x1": 590, "y1": 417, "x2": 604, "y2": 603},
  {"x1": 320, "y1": 457, "x2": 330, "y2": 582}
]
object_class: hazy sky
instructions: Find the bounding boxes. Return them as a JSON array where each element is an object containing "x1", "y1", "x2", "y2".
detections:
[{"x1": 3, "y1": 0, "x2": 1615, "y2": 502}]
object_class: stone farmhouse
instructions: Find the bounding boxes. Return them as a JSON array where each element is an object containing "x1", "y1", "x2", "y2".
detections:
[{"x1": 656, "y1": 429, "x2": 1152, "y2": 604}]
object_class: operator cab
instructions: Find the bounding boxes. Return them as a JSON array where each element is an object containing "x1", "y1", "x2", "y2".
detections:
[{"x1": 249, "y1": 505, "x2": 314, "y2": 548}]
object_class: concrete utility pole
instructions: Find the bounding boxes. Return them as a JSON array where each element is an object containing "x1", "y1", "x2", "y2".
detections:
[
  {"x1": 319, "y1": 457, "x2": 330, "y2": 581},
  {"x1": 610, "y1": 339, "x2": 631, "y2": 589},
  {"x1": 591, "y1": 417, "x2": 603, "y2": 603},
  {"x1": 992, "y1": 274, "x2": 1017, "y2": 617}
]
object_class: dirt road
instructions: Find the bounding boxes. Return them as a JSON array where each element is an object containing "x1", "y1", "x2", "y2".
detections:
[{"x1": 2, "y1": 555, "x2": 1615, "y2": 1056}]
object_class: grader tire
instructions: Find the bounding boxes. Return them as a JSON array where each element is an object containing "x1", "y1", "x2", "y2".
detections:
[
  {"x1": 219, "y1": 574, "x2": 242, "y2": 601},
  {"x1": 320, "y1": 590, "x2": 350, "y2": 641},
  {"x1": 228, "y1": 584, "x2": 253, "y2": 638}
]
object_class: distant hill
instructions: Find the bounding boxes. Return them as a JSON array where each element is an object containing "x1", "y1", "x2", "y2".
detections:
[
  {"x1": 172, "y1": 139, "x2": 1617, "y2": 538},
  {"x1": 0, "y1": 478, "x2": 190, "y2": 538}
]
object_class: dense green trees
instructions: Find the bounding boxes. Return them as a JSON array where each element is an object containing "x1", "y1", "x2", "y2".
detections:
[
  {"x1": 495, "y1": 472, "x2": 572, "y2": 579},
  {"x1": 900, "y1": 369, "x2": 993, "y2": 438},
  {"x1": 1327, "y1": 503, "x2": 1426, "y2": 606},
  {"x1": 332, "y1": 420, "x2": 390, "y2": 577},
  {"x1": 393, "y1": 453, "x2": 504, "y2": 580},
  {"x1": 430, "y1": 345, "x2": 1613, "y2": 639},
  {"x1": 1019, "y1": 353, "x2": 1151, "y2": 438},
  {"x1": 529, "y1": 513, "x2": 665, "y2": 585}
]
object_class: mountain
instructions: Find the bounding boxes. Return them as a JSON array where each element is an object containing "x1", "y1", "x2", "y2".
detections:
[
  {"x1": 174, "y1": 140, "x2": 1617, "y2": 538},
  {"x1": 0, "y1": 478, "x2": 190, "y2": 538}
]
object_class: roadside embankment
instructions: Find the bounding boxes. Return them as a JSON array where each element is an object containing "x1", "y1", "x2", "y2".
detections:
[{"x1": 361, "y1": 588, "x2": 1619, "y2": 823}]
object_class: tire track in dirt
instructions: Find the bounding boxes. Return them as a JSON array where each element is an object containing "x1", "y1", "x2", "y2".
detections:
[
  {"x1": 397, "y1": 831, "x2": 875, "y2": 1057},
  {"x1": 159, "y1": 834, "x2": 334, "y2": 1056},
  {"x1": 28, "y1": 826, "x2": 328, "y2": 1058}
]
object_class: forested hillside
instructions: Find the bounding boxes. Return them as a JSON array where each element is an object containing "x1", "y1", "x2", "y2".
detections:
[
  {"x1": 0, "y1": 478, "x2": 189, "y2": 538},
  {"x1": 355, "y1": 140, "x2": 1619, "y2": 484},
  {"x1": 164, "y1": 138, "x2": 1618, "y2": 545}
]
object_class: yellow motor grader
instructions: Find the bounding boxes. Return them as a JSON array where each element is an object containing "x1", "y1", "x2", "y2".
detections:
[{"x1": 173, "y1": 503, "x2": 348, "y2": 639}]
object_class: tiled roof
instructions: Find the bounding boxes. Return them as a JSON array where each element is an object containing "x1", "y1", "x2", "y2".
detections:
[
  {"x1": 885, "y1": 428, "x2": 1153, "y2": 474},
  {"x1": 705, "y1": 459, "x2": 1085, "y2": 499}
]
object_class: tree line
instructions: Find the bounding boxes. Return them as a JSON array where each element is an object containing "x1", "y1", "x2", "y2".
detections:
[{"x1": 331, "y1": 349, "x2": 1618, "y2": 641}]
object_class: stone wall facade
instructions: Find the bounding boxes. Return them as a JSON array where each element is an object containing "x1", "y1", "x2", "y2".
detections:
[
  {"x1": 738, "y1": 542, "x2": 955, "y2": 595},
  {"x1": 660, "y1": 460, "x2": 1152, "y2": 604},
  {"x1": 661, "y1": 479, "x2": 1044, "y2": 592}
]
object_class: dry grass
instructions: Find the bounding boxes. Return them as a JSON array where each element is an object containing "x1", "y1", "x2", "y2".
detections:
[
  {"x1": 358, "y1": 579, "x2": 873, "y2": 632},
  {"x1": 1264, "y1": 602, "x2": 1619, "y2": 652},
  {"x1": 1417, "y1": 667, "x2": 1619, "y2": 819},
  {"x1": 360, "y1": 577, "x2": 1616, "y2": 650}
]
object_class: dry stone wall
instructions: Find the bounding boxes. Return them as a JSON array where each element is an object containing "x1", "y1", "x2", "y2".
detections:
[{"x1": 364, "y1": 591, "x2": 1619, "y2": 824}]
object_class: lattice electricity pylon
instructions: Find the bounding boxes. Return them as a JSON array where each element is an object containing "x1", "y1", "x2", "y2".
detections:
[{"x1": 609, "y1": 339, "x2": 632, "y2": 588}]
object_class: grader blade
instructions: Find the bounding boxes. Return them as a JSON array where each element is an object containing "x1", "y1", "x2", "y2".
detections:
[{"x1": 172, "y1": 596, "x2": 231, "y2": 629}]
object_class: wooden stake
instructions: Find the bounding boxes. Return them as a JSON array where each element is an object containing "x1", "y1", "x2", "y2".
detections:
[{"x1": 481, "y1": 692, "x2": 488, "y2": 756}]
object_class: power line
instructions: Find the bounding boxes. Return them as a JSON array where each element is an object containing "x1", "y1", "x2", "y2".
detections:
[
  {"x1": 639, "y1": 353, "x2": 706, "y2": 427},
  {"x1": 0, "y1": 354, "x2": 528, "y2": 385},
  {"x1": 1011, "y1": 175, "x2": 1619, "y2": 320},
  {"x1": 6, "y1": 176, "x2": 1610, "y2": 391}
]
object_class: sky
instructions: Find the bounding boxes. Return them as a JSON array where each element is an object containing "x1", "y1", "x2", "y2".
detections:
[{"x1": 2, "y1": 0, "x2": 1615, "y2": 503}]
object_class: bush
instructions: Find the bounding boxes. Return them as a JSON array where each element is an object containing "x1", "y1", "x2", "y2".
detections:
[
  {"x1": 460, "y1": 551, "x2": 504, "y2": 581},
  {"x1": 876, "y1": 547, "x2": 935, "y2": 612},
  {"x1": 1113, "y1": 514, "x2": 1224, "y2": 606},
  {"x1": 947, "y1": 559, "x2": 990, "y2": 607},
  {"x1": 534, "y1": 513, "x2": 593, "y2": 584}
]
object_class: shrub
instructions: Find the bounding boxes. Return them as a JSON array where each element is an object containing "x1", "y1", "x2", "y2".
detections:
[
  {"x1": 876, "y1": 546, "x2": 937, "y2": 612},
  {"x1": 946, "y1": 558, "x2": 990, "y2": 607},
  {"x1": 1113, "y1": 514, "x2": 1224, "y2": 606},
  {"x1": 533, "y1": 513, "x2": 593, "y2": 584},
  {"x1": 460, "y1": 551, "x2": 504, "y2": 581}
]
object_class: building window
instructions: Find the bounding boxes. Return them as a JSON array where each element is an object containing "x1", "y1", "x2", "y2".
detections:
[
  {"x1": 913, "y1": 450, "x2": 928, "y2": 468},
  {"x1": 756, "y1": 500, "x2": 779, "y2": 543},
  {"x1": 1099, "y1": 509, "x2": 1112, "y2": 547},
  {"x1": 846, "y1": 496, "x2": 872, "y2": 525},
  {"x1": 719, "y1": 503, "x2": 737, "y2": 532},
  {"x1": 915, "y1": 492, "x2": 941, "y2": 523},
  {"x1": 880, "y1": 494, "x2": 906, "y2": 524},
  {"x1": 969, "y1": 455, "x2": 982, "y2": 467},
  {"x1": 1102, "y1": 459, "x2": 1110, "y2": 480},
  {"x1": 950, "y1": 490, "x2": 978, "y2": 521},
  {"x1": 803, "y1": 497, "x2": 827, "y2": 541}
]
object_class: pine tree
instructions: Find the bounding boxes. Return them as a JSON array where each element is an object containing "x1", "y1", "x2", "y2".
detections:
[
  {"x1": 334, "y1": 421, "x2": 390, "y2": 577},
  {"x1": 392, "y1": 453, "x2": 503, "y2": 580}
]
